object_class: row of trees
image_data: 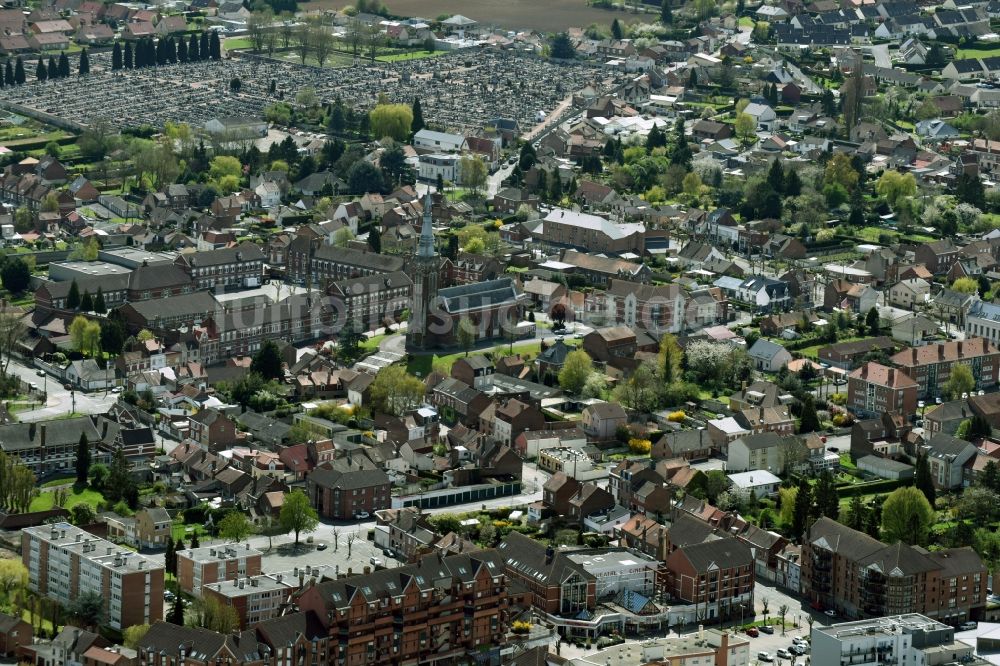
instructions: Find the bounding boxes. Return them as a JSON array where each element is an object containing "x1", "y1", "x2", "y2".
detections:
[
  {"x1": 0, "y1": 451, "x2": 37, "y2": 514},
  {"x1": 110, "y1": 31, "x2": 221, "y2": 71}
]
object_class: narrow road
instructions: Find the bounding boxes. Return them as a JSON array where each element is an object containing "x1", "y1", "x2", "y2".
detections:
[{"x1": 870, "y1": 44, "x2": 891, "y2": 69}]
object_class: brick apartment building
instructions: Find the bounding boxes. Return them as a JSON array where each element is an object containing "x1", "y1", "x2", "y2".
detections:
[
  {"x1": 847, "y1": 362, "x2": 919, "y2": 419},
  {"x1": 802, "y1": 517, "x2": 986, "y2": 623},
  {"x1": 21, "y1": 523, "x2": 164, "y2": 630},
  {"x1": 306, "y1": 463, "x2": 391, "y2": 520},
  {"x1": 293, "y1": 549, "x2": 513, "y2": 664},
  {"x1": 176, "y1": 543, "x2": 263, "y2": 597},
  {"x1": 174, "y1": 241, "x2": 265, "y2": 291},
  {"x1": 665, "y1": 537, "x2": 755, "y2": 622},
  {"x1": 202, "y1": 573, "x2": 297, "y2": 629},
  {"x1": 0, "y1": 417, "x2": 106, "y2": 477},
  {"x1": 890, "y1": 337, "x2": 1000, "y2": 399},
  {"x1": 286, "y1": 235, "x2": 405, "y2": 285}
]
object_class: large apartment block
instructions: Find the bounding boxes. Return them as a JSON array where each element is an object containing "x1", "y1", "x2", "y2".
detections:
[
  {"x1": 802, "y1": 518, "x2": 986, "y2": 623},
  {"x1": 890, "y1": 337, "x2": 1000, "y2": 399},
  {"x1": 21, "y1": 523, "x2": 164, "y2": 630},
  {"x1": 202, "y1": 573, "x2": 297, "y2": 629},
  {"x1": 847, "y1": 362, "x2": 919, "y2": 419},
  {"x1": 176, "y1": 543, "x2": 263, "y2": 597},
  {"x1": 294, "y1": 549, "x2": 514, "y2": 665}
]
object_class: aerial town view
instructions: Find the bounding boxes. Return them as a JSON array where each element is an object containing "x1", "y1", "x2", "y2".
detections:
[{"x1": 2, "y1": 0, "x2": 1000, "y2": 664}]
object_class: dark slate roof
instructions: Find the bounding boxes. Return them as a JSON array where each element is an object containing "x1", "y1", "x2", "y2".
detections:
[
  {"x1": 0, "y1": 416, "x2": 100, "y2": 453},
  {"x1": 176, "y1": 241, "x2": 264, "y2": 268},
  {"x1": 439, "y1": 277, "x2": 522, "y2": 314},
  {"x1": 313, "y1": 244, "x2": 405, "y2": 272},
  {"x1": 667, "y1": 513, "x2": 720, "y2": 548},
  {"x1": 310, "y1": 548, "x2": 505, "y2": 609},
  {"x1": 807, "y1": 516, "x2": 884, "y2": 557},
  {"x1": 675, "y1": 535, "x2": 752, "y2": 571},
  {"x1": 308, "y1": 465, "x2": 389, "y2": 491},
  {"x1": 124, "y1": 290, "x2": 219, "y2": 320},
  {"x1": 138, "y1": 622, "x2": 265, "y2": 662},
  {"x1": 128, "y1": 264, "x2": 191, "y2": 291}
]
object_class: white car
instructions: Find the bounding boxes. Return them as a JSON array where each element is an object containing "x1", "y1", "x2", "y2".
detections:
[
  {"x1": 959, "y1": 621, "x2": 978, "y2": 631},
  {"x1": 354, "y1": 511, "x2": 370, "y2": 520},
  {"x1": 757, "y1": 652, "x2": 773, "y2": 662},
  {"x1": 776, "y1": 649, "x2": 791, "y2": 659}
]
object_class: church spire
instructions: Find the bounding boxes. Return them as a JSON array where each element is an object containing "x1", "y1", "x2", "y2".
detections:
[{"x1": 418, "y1": 191, "x2": 435, "y2": 258}]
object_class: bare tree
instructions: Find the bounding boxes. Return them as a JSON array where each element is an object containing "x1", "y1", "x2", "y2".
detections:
[
  {"x1": 310, "y1": 23, "x2": 334, "y2": 68},
  {"x1": 0, "y1": 308, "x2": 26, "y2": 377},
  {"x1": 263, "y1": 27, "x2": 278, "y2": 56},
  {"x1": 295, "y1": 22, "x2": 311, "y2": 64},
  {"x1": 365, "y1": 22, "x2": 382, "y2": 62},
  {"x1": 345, "y1": 20, "x2": 363, "y2": 58},
  {"x1": 346, "y1": 531, "x2": 357, "y2": 557},
  {"x1": 247, "y1": 9, "x2": 272, "y2": 53},
  {"x1": 279, "y1": 13, "x2": 294, "y2": 48}
]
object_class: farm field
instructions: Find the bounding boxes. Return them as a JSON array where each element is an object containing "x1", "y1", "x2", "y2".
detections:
[{"x1": 301, "y1": 0, "x2": 643, "y2": 32}]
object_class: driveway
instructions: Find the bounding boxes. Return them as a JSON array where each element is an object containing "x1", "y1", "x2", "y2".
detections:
[{"x1": 870, "y1": 44, "x2": 891, "y2": 69}]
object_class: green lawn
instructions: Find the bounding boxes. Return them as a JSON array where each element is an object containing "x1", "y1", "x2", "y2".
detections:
[
  {"x1": 406, "y1": 338, "x2": 580, "y2": 376},
  {"x1": 376, "y1": 49, "x2": 445, "y2": 62},
  {"x1": 171, "y1": 520, "x2": 208, "y2": 542},
  {"x1": 29, "y1": 485, "x2": 104, "y2": 512},
  {"x1": 223, "y1": 37, "x2": 252, "y2": 50},
  {"x1": 796, "y1": 335, "x2": 867, "y2": 359},
  {"x1": 956, "y1": 46, "x2": 1000, "y2": 59},
  {"x1": 738, "y1": 16, "x2": 755, "y2": 27}
]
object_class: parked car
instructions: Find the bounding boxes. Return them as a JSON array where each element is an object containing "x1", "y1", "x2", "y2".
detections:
[
  {"x1": 745, "y1": 627, "x2": 759, "y2": 637},
  {"x1": 825, "y1": 609, "x2": 837, "y2": 618},
  {"x1": 757, "y1": 652, "x2": 773, "y2": 662},
  {"x1": 960, "y1": 621, "x2": 978, "y2": 631},
  {"x1": 354, "y1": 511, "x2": 370, "y2": 519},
  {"x1": 792, "y1": 637, "x2": 808, "y2": 647},
  {"x1": 789, "y1": 645, "x2": 805, "y2": 656},
  {"x1": 315, "y1": 542, "x2": 327, "y2": 551},
  {"x1": 35, "y1": 370, "x2": 44, "y2": 377},
  {"x1": 369, "y1": 557, "x2": 382, "y2": 567},
  {"x1": 759, "y1": 625, "x2": 775, "y2": 634}
]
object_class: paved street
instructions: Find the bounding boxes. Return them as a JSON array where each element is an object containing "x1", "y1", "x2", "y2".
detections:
[{"x1": 5, "y1": 357, "x2": 117, "y2": 421}]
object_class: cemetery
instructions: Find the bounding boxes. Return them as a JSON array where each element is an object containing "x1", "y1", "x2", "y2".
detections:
[{"x1": 0, "y1": 48, "x2": 615, "y2": 134}]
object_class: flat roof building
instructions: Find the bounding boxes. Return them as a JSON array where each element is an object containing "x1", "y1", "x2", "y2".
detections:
[
  {"x1": 48, "y1": 260, "x2": 132, "y2": 282},
  {"x1": 176, "y1": 543, "x2": 263, "y2": 598},
  {"x1": 99, "y1": 248, "x2": 177, "y2": 269},
  {"x1": 812, "y1": 614, "x2": 973, "y2": 666},
  {"x1": 21, "y1": 522, "x2": 164, "y2": 630}
]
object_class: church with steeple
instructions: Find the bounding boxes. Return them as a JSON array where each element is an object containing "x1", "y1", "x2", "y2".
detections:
[
  {"x1": 406, "y1": 192, "x2": 528, "y2": 350},
  {"x1": 406, "y1": 192, "x2": 439, "y2": 351}
]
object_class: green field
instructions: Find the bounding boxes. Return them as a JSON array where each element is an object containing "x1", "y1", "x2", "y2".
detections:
[
  {"x1": 29, "y1": 485, "x2": 104, "y2": 512},
  {"x1": 956, "y1": 46, "x2": 1000, "y2": 59},
  {"x1": 376, "y1": 50, "x2": 446, "y2": 63},
  {"x1": 223, "y1": 37, "x2": 252, "y2": 50},
  {"x1": 406, "y1": 338, "x2": 580, "y2": 376}
]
